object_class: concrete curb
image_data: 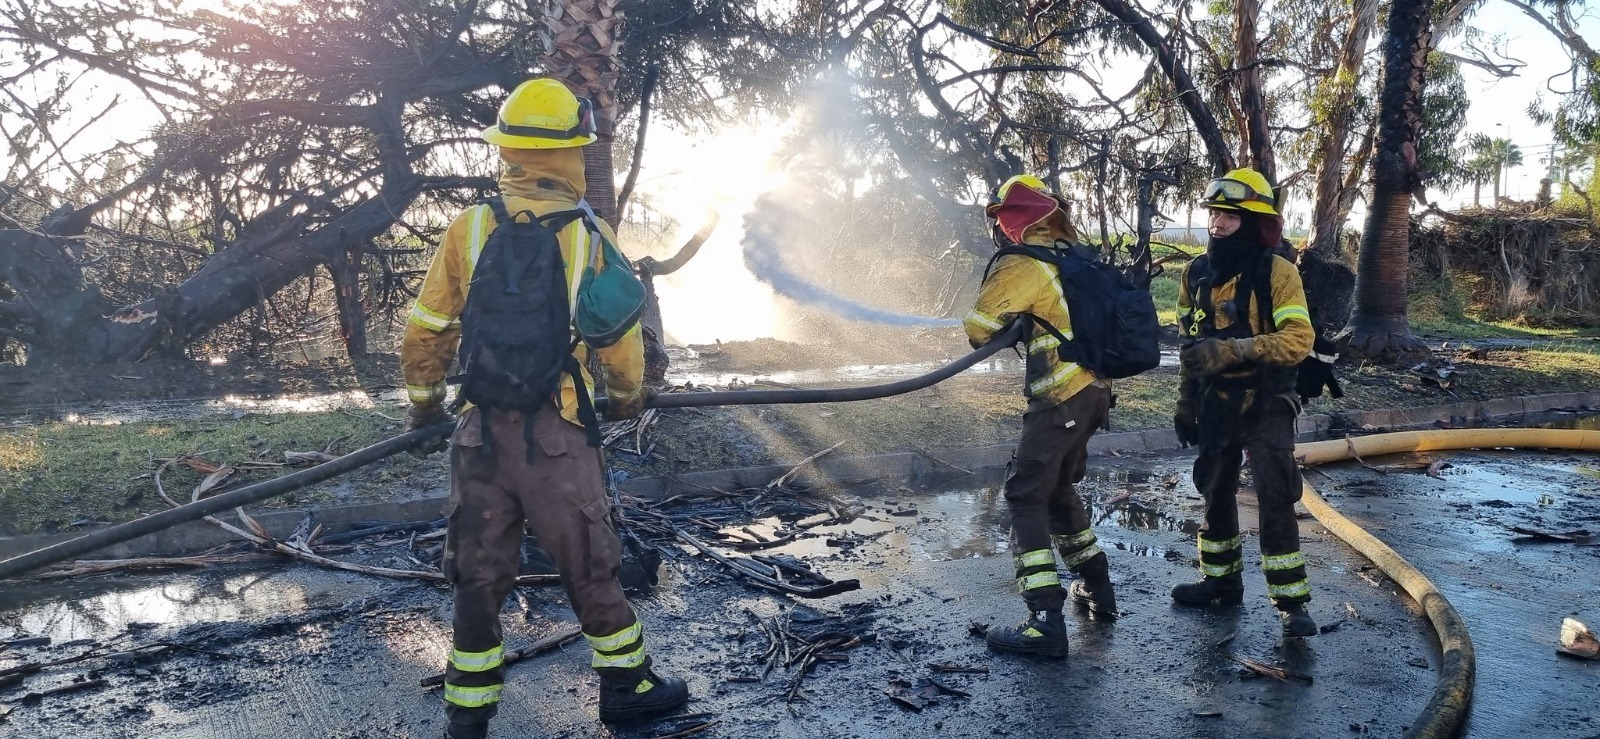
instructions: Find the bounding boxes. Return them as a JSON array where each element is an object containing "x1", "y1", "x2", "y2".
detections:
[{"x1": 4, "y1": 391, "x2": 1598, "y2": 563}]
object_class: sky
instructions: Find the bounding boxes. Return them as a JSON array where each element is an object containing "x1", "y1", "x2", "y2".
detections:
[{"x1": 1433, "y1": 1, "x2": 1598, "y2": 206}]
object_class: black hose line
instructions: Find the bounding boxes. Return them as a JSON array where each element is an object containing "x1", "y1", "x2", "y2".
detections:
[
  {"x1": 0, "y1": 321, "x2": 1025, "y2": 580},
  {"x1": 0, "y1": 423, "x2": 455, "y2": 581},
  {"x1": 604, "y1": 320, "x2": 1026, "y2": 412}
]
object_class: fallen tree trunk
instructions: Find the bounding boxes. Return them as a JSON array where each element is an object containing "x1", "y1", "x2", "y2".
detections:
[{"x1": 0, "y1": 179, "x2": 425, "y2": 365}]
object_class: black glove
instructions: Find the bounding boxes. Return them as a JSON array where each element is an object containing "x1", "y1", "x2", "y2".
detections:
[
  {"x1": 405, "y1": 402, "x2": 453, "y2": 459},
  {"x1": 1174, "y1": 402, "x2": 1199, "y2": 448},
  {"x1": 1180, "y1": 337, "x2": 1258, "y2": 376},
  {"x1": 1174, "y1": 375, "x2": 1199, "y2": 448}
]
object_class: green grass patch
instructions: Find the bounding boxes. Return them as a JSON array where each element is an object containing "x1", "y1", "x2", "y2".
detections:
[
  {"x1": 1150, "y1": 273, "x2": 1182, "y2": 327},
  {"x1": 0, "y1": 406, "x2": 444, "y2": 535}
]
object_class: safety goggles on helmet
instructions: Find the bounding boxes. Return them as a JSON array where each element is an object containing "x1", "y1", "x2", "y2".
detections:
[
  {"x1": 496, "y1": 95, "x2": 596, "y2": 141},
  {"x1": 1201, "y1": 178, "x2": 1277, "y2": 208}
]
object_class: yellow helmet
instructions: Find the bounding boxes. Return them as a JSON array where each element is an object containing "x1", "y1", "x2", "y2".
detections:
[
  {"x1": 481, "y1": 79, "x2": 597, "y2": 149},
  {"x1": 1198, "y1": 167, "x2": 1279, "y2": 216}
]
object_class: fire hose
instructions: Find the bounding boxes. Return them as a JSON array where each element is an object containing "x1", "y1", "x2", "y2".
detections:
[
  {"x1": 0, "y1": 322, "x2": 1026, "y2": 580},
  {"x1": 1296, "y1": 428, "x2": 1600, "y2": 739}
]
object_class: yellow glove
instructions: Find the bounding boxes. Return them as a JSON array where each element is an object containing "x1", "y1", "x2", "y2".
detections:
[{"x1": 1180, "y1": 337, "x2": 1258, "y2": 376}]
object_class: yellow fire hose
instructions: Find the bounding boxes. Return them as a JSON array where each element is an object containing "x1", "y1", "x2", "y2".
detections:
[{"x1": 1294, "y1": 428, "x2": 1600, "y2": 739}]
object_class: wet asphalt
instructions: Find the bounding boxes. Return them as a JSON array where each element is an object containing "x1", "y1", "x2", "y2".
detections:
[{"x1": 1, "y1": 449, "x2": 1597, "y2": 738}]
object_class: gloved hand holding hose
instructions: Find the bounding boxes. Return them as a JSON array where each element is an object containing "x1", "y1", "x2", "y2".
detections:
[
  {"x1": 406, "y1": 402, "x2": 453, "y2": 458},
  {"x1": 603, "y1": 387, "x2": 652, "y2": 422}
]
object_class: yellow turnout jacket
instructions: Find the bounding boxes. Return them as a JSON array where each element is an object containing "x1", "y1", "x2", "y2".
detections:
[
  {"x1": 1177, "y1": 254, "x2": 1313, "y2": 380},
  {"x1": 963, "y1": 224, "x2": 1103, "y2": 406},
  {"x1": 400, "y1": 146, "x2": 644, "y2": 426}
]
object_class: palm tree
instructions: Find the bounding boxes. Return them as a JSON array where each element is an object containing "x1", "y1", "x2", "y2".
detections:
[
  {"x1": 1483, "y1": 137, "x2": 1524, "y2": 202},
  {"x1": 1342, "y1": 0, "x2": 1437, "y2": 364},
  {"x1": 541, "y1": 1, "x2": 625, "y2": 226},
  {"x1": 1464, "y1": 134, "x2": 1496, "y2": 206}
]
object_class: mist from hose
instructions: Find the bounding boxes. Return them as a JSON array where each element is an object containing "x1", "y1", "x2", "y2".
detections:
[{"x1": 741, "y1": 194, "x2": 960, "y2": 328}]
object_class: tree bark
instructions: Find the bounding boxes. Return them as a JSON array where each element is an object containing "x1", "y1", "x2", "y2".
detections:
[
  {"x1": 330, "y1": 232, "x2": 368, "y2": 358},
  {"x1": 1342, "y1": 0, "x2": 1434, "y2": 364},
  {"x1": 545, "y1": 0, "x2": 675, "y2": 383},
  {"x1": 1234, "y1": 0, "x2": 1275, "y2": 182},
  {"x1": 1300, "y1": 0, "x2": 1377, "y2": 337},
  {"x1": 1306, "y1": 0, "x2": 1378, "y2": 260},
  {"x1": 1092, "y1": 0, "x2": 1236, "y2": 174},
  {"x1": 544, "y1": 0, "x2": 625, "y2": 229}
]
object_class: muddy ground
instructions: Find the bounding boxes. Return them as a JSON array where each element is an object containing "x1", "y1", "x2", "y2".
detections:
[{"x1": 4, "y1": 448, "x2": 1597, "y2": 738}]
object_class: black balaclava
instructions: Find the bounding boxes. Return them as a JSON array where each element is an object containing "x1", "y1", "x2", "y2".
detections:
[{"x1": 1205, "y1": 209, "x2": 1261, "y2": 283}]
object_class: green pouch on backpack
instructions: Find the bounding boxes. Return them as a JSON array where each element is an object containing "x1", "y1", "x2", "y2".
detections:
[{"x1": 575, "y1": 233, "x2": 647, "y2": 348}]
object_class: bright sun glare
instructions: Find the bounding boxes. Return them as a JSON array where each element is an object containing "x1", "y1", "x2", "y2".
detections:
[{"x1": 631, "y1": 121, "x2": 793, "y2": 345}]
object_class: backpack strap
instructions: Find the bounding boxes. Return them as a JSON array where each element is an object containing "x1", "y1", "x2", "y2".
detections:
[
  {"x1": 1252, "y1": 254, "x2": 1276, "y2": 335},
  {"x1": 1188, "y1": 257, "x2": 1218, "y2": 338},
  {"x1": 483, "y1": 195, "x2": 511, "y2": 224},
  {"x1": 567, "y1": 341, "x2": 603, "y2": 448}
]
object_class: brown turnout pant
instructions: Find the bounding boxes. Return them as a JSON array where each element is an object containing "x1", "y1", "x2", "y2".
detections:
[
  {"x1": 441, "y1": 405, "x2": 636, "y2": 726},
  {"x1": 1005, "y1": 385, "x2": 1112, "y2": 612}
]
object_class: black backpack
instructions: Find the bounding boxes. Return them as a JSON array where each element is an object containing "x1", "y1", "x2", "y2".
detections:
[
  {"x1": 985, "y1": 243, "x2": 1161, "y2": 379},
  {"x1": 454, "y1": 197, "x2": 601, "y2": 456}
]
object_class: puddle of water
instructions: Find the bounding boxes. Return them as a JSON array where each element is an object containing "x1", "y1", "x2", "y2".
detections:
[
  {"x1": 1332, "y1": 450, "x2": 1585, "y2": 506},
  {"x1": 2, "y1": 389, "x2": 404, "y2": 429},
  {"x1": 1427, "y1": 461, "x2": 1571, "y2": 505},
  {"x1": 0, "y1": 568, "x2": 373, "y2": 642},
  {"x1": 725, "y1": 480, "x2": 1199, "y2": 565},
  {"x1": 1090, "y1": 499, "x2": 1201, "y2": 535}
]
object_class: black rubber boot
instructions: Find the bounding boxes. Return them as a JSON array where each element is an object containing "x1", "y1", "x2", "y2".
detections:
[
  {"x1": 597, "y1": 664, "x2": 690, "y2": 723},
  {"x1": 443, "y1": 704, "x2": 493, "y2": 738},
  {"x1": 986, "y1": 610, "x2": 1069, "y2": 658},
  {"x1": 444, "y1": 722, "x2": 488, "y2": 739},
  {"x1": 1171, "y1": 572, "x2": 1245, "y2": 606},
  {"x1": 1278, "y1": 603, "x2": 1317, "y2": 637},
  {"x1": 1068, "y1": 553, "x2": 1117, "y2": 619}
]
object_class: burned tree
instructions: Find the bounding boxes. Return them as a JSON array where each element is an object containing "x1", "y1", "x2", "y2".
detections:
[{"x1": 0, "y1": 0, "x2": 526, "y2": 363}]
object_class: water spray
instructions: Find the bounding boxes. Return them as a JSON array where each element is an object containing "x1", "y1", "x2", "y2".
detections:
[{"x1": 741, "y1": 197, "x2": 961, "y2": 328}]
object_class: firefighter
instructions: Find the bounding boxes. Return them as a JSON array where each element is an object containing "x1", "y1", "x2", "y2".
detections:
[
  {"x1": 401, "y1": 78, "x2": 688, "y2": 738},
  {"x1": 965, "y1": 174, "x2": 1118, "y2": 659},
  {"x1": 1173, "y1": 167, "x2": 1317, "y2": 637}
]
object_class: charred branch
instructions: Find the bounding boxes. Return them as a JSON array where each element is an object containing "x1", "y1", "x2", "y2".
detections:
[{"x1": 617, "y1": 64, "x2": 660, "y2": 217}]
